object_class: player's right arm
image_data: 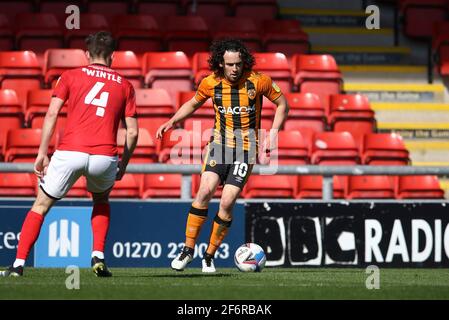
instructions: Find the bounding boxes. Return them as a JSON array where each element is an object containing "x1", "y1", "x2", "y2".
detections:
[
  {"x1": 35, "y1": 97, "x2": 65, "y2": 178},
  {"x1": 156, "y1": 97, "x2": 204, "y2": 139}
]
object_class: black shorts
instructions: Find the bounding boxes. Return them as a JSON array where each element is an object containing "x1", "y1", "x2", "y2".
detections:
[{"x1": 201, "y1": 142, "x2": 255, "y2": 189}]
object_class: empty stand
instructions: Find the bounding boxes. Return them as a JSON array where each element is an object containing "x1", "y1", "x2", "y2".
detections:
[
  {"x1": 328, "y1": 94, "x2": 376, "y2": 148},
  {"x1": 0, "y1": 14, "x2": 13, "y2": 51},
  {"x1": 283, "y1": 92, "x2": 326, "y2": 133},
  {"x1": 3, "y1": 128, "x2": 56, "y2": 162},
  {"x1": 311, "y1": 131, "x2": 360, "y2": 165},
  {"x1": 43, "y1": 49, "x2": 88, "y2": 87},
  {"x1": 114, "y1": 15, "x2": 163, "y2": 54},
  {"x1": 253, "y1": 52, "x2": 292, "y2": 93},
  {"x1": 65, "y1": 14, "x2": 110, "y2": 49},
  {"x1": 184, "y1": 0, "x2": 230, "y2": 25},
  {"x1": 262, "y1": 19, "x2": 310, "y2": 57},
  {"x1": 110, "y1": 173, "x2": 141, "y2": 198},
  {"x1": 117, "y1": 128, "x2": 157, "y2": 163},
  {"x1": 362, "y1": 133, "x2": 410, "y2": 165},
  {"x1": 15, "y1": 13, "x2": 64, "y2": 53},
  {"x1": 271, "y1": 130, "x2": 309, "y2": 164},
  {"x1": 142, "y1": 51, "x2": 193, "y2": 105},
  {"x1": 158, "y1": 128, "x2": 204, "y2": 164},
  {"x1": 0, "y1": 89, "x2": 24, "y2": 161},
  {"x1": 191, "y1": 52, "x2": 211, "y2": 87},
  {"x1": 86, "y1": 0, "x2": 131, "y2": 24},
  {"x1": 164, "y1": 16, "x2": 211, "y2": 57},
  {"x1": 0, "y1": 173, "x2": 36, "y2": 197},
  {"x1": 140, "y1": 173, "x2": 182, "y2": 198},
  {"x1": 136, "y1": 0, "x2": 181, "y2": 24},
  {"x1": 396, "y1": 175, "x2": 445, "y2": 199},
  {"x1": 177, "y1": 90, "x2": 215, "y2": 132},
  {"x1": 26, "y1": 89, "x2": 67, "y2": 130},
  {"x1": 292, "y1": 54, "x2": 343, "y2": 109},
  {"x1": 111, "y1": 51, "x2": 143, "y2": 89},
  {"x1": 295, "y1": 175, "x2": 345, "y2": 199},
  {"x1": 346, "y1": 175, "x2": 395, "y2": 199},
  {"x1": 135, "y1": 88, "x2": 175, "y2": 116},
  {"x1": 400, "y1": 0, "x2": 449, "y2": 39},
  {"x1": 244, "y1": 175, "x2": 295, "y2": 198},
  {"x1": 0, "y1": 51, "x2": 42, "y2": 108},
  {"x1": 211, "y1": 17, "x2": 262, "y2": 52},
  {"x1": 230, "y1": 0, "x2": 278, "y2": 20}
]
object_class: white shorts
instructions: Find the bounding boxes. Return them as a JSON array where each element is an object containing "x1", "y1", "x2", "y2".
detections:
[{"x1": 40, "y1": 150, "x2": 118, "y2": 199}]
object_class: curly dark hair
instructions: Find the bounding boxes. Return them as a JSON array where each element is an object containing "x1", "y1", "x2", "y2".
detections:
[{"x1": 208, "y1": 38, "x2": 255, "y2": 78}]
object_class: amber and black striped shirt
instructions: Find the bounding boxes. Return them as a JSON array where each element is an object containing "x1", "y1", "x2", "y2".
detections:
[{"x1": 194, "y1": 71, "x2": 282, "y2": 152}]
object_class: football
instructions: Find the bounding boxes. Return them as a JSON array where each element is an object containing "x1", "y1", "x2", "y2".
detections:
[{"x1": 234, "y1": 243, "x2": 266, "y2": 272}]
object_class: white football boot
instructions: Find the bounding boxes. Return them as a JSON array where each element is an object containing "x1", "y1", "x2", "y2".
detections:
[{"x1": 171, "y1": 246, "x2": 194, "y2": 271}]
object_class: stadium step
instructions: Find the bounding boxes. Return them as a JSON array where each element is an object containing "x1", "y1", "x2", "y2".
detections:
[
  {"x1": 372, "y1": 103, "x2": 449, "y2": 125},
  {"x1": 279, "y1": 0, "x2": 364, "y2": 11},
  {"x1": 403, "y1": 140, "x2": 449, "y2": 165},
  {"x1": 302, "y1": 27, "x2": 395, "y2": 47},
  {"x1": 340, "y1": 65, "x2": 429, "y2": 82},
  {"x1": 343, "y1": 83, "x2": 447, "y2": 103},
  {"x1": 279, "y1": 7, "x2": 394, "y2": 27},
  {"x1": 312, "y1": 46, "x2": 411, "y2": 65}
]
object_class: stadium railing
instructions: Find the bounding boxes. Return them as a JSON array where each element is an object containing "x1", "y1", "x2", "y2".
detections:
[{"x1": 1, "y1": 162, "x2": 449, "y2": 200}]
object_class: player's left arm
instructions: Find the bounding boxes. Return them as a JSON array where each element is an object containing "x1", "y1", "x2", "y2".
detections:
[{"x1": 35, "y1": 97, "x2": 65, "y2": 177}]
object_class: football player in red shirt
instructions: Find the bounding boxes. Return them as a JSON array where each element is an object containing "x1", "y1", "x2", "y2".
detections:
[{"x1": 1, "y1": 31, "x2": 138, "y2": 277}]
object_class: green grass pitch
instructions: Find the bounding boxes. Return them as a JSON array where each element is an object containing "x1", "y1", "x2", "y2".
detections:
[{"x1": 1, "y1": 267, "x2": 449, "y2": 300}]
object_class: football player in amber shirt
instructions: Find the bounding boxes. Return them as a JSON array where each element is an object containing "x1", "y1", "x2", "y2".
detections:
[
  {"x1": 1, "y1": 32, "x2": 138, "y2": 277},
  {"x1": 157, "y1": 39, "x2": 289, "y2": 272}
]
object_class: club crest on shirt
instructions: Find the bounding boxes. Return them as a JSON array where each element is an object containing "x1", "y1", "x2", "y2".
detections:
[
  {"x1": 247, "y1": 88, "x2": 256, "y2": 100},
  {"x1": 209, "y1": 160, "x2": 217, "y2": 167},
  {"x1": 272, "y1": 82, "x2": 281, "y2": 92}
]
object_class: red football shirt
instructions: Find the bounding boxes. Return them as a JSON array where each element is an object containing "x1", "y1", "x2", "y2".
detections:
[{"x1": 53, "y1": 63, "x2": 137, "y2": 156}]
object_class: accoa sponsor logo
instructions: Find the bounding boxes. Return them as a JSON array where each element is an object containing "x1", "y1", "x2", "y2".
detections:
[{"x1": 217, "y1": 105, "x2": 255, "y2": 115}]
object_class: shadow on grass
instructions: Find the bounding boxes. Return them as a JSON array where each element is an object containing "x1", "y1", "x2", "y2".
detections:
[{"x1": 114, "y1": 273, "x2": 234, "y2": 279}]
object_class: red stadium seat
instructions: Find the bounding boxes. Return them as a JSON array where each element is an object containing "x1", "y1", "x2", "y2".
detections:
[
  {"x1": 136, "y1": 0, "x2": 181, "y2": 24},
  {"x1": 362, "y1": 133, "x2": 410, "y2": 165},
  {"x1": 284, "y1": 93, "x2": 326, "y2": 132},
  {"x1": 26, "y1": 89, "x2": 67, "y2": 130},
  {"x1": 262, "y1": 19, "x2": 310, "y2": 58},
  {"x1": 184, "y1": 0, "x2": 230, "y2": 25},
  {"x1": 0, "y1": 89, "x2": 24, "y2": 160},
  {"x1": 0, "y1": 173, "x2": 36, "y2": 197},
  {"x1": 400, "y1": 0, "x2": 449, "y2": 39},
  {"x1": 140, "y1": 173, "x2": 182, "y2": 198},
  {"x1": 114, "y1": 15, "x2": 163, "y2": 54},
  {"x1": 142, "y1": 51, "x2": 193, "y2": 105},
  {"x1": 244, "y1": 175, "x2": 295, "y2": 198},
  {"x1": 158, "y1": 129, "x2": 204, "y2": 164},
  {"x1": 0, "y1": 14, "x2": 13, "y2": 51},
  {"x1": 135, "y1": 88, "x2": 175, "y2": 116},
  {"x1": 212, "y1": 17, "x2": 262, "y2": 52},
  {"x1": 432, "y1": 22, "x2": 449, "y2": 76},
  {"x1": 230, "y1": 0, "x2": 278, "y2": 20},
  {"x1": 138, "y1": 116, "x2": 172, "y2": 141},
  {"x1": 396, "y1": 175, "x2": 445, "y2": 199},
  {"x1": 110, "y1": 174, "x2": 141, "y2": 198},
  {"x1": 117, "y1": 128, "x2": 157, "y2": 163},
  {"x1": 39, "y1": 0, "x2": 84, "y2": 15},
  {"x1": 295, "y1": 175, "x2": 345, "y2": 199},
  {"x1": 65, "y1": 176, "x2": 89, "y2": 198},
  {"x1": 253, "y1": 53, "x2": 292, "y2": 93},
  {"x1": 191, "y1": 174, "x2": 223, "y2": 198},
  {"x1": 164, "y1": 16, "x2": 211, "y2": 57},
  {"x1": 328, "y1": 94, "x2": 376, "y2": 148},
  {"x1": 3, "y1": 128, "x2": 56, "y2": 162},
  {"x1": 177, "y1": 90, "x2": 215, "y2": 133},
  {"x1": 65, "y1": 14, "x2": 110, "y2": 49},
  {"x1": 15, "y1": 13, "x2": 64, "y2": 53},
  {"x1": 111, "y1": 51, "x2": 143, "y2": 89},
  {"x1": 0, "y1": 51, "x2": 42, "y2": 108},
  {"x1": 86, "y1": 0, "x2": 131, "y2": 24},
  {"x1": 346, "y1": 176, "x2": 395, "y2": 199},
  {"x1": 43, "y1": 49, "x2": 88, "y2": 87},
  {"x1": 192, "y1": 52, "x2": 211, "y2": 87},
  {"x1": 311, "y1": 131, "x2": 360, "y2": 165},
  {"x1": 0, "y1": 1, "x2": 34, "y2": 18},
  {"x1": 271, "y1": 130, "x2": 309, "y2": 164},
  {"x1": 292, "y1": 54, "x2": 343, "y2": 110}
]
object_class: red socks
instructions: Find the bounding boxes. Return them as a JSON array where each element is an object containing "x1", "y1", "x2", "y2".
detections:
[
  {"x1": 91, "y1": 203, "x2": 110, "y2": 253},
  {"x1": 16, "y1": 211, "x2": 44, "y2": 260}
]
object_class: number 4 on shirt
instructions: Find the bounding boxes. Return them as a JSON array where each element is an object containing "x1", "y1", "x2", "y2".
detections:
[{"x1": 84, "y1": 82, "x2": 110, "y2": 117}]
